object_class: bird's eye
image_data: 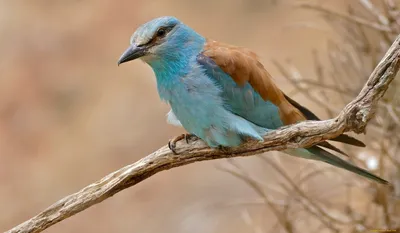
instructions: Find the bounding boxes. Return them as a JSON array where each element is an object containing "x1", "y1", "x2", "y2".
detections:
[{"x1": 156, "y1": 28, "x2": 167, "y2": 37}]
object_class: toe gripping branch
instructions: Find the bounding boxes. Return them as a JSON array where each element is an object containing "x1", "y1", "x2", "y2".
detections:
[{"x1": 168, "y1": 134, "x2": 198, "y2": 154}]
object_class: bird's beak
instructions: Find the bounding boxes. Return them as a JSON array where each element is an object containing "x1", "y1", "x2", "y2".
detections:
[{"x1": 117, "y1": 44, "x2": 147, "y2": 66}]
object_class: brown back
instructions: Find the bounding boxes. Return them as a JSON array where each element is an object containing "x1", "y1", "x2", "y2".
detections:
[{"x1": 202, "y1": 39, "x2": 305, "y2": 125}]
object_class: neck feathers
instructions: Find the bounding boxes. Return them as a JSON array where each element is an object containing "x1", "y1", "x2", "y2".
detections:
[{"x1": 147, "y1": 25, "x2": 205, "y2": 82}]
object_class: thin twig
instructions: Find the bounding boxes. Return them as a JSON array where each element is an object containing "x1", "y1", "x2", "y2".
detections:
[
  {"x1": 298, "y1": 2, "x2": 393, "y2": 32},
  {"x1": 218, "y1": 162, "x2": 293, "y2": 233}
]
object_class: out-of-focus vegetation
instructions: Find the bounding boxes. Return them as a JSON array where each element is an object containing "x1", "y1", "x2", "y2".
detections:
[
  {"x1": 223, "y1": 1, "x2": 400, "y2": 232},
  {"x1": 0, "y1": 0, "x2": 398, "y2": 232}
]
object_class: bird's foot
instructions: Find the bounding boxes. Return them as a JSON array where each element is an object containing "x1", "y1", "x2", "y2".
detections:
[{"x1": 168, "y1": 134, "x2": 198, "y2": 154}]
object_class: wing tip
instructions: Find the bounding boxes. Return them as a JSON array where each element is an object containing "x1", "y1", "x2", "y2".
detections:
[{"x1": 331, "y1": 134, "x2": 366, "y2": 147}]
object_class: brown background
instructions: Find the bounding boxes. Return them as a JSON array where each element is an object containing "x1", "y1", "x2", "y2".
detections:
[{"x1": 0, "y1": 1, "x2": 372, "y2": 232}]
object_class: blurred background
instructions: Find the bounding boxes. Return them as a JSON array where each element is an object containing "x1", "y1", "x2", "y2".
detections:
[{"x1": 1, "y1": 0, "x2": 399, "y2": 232}]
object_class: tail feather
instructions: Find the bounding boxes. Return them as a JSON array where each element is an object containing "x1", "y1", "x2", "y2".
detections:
[{"x1": 306, "y1": 146, "x2": 388, "y2": 185}]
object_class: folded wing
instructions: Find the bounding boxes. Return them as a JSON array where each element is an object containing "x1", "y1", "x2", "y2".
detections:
[{"x1": 199, "y1": 39, "x2": 365, "y2": 151}]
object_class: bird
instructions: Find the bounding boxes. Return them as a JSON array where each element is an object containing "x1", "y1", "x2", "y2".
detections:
[{"x1": 118, "y1": 16, "x2": 388, "y2": 185}]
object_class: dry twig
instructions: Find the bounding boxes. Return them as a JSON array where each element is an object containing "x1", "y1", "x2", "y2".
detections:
[
  {"x1": 5, "y1": 32, "x2": 400, "y2": 233},
  {"x1": 297, "y1": 2, "x2": 393, "y2": 32}
]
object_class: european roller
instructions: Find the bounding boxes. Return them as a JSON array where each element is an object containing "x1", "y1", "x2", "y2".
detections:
[{"x1": 118, "y1": 16, "x2": 388, "y2": 184}]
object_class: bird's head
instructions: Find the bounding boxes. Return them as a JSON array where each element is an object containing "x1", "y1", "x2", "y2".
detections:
[{"x1": 118, "y1": 16, "x2": 204, "y2": 67}]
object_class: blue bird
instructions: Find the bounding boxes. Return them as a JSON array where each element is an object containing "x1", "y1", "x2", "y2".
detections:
[{"x1": 118, "y1": 16, "x2": 388, "y2": 184}]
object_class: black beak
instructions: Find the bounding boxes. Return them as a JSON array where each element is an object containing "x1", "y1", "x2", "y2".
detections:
[{"x1": 117, "y1": 44, "x2": 147, "y2": 66}]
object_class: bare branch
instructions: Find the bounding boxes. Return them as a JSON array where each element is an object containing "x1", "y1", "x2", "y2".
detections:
[{"x1": 6, "y1": 34, "x2": 400, "y2": 233}]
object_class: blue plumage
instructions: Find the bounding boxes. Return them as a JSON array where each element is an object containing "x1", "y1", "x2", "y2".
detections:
[{"x1": 159, "y1": 57, "x2": 268, "y2": 147}]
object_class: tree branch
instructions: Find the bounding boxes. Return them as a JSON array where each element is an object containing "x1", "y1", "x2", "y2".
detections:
[{"x1": 6, "y1": 34, "x2": 400, "y2": 233}]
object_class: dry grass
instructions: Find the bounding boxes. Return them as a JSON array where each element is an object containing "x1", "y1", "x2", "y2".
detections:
[{"x1": 221, "y1": 0, "x2": 400, "y2": 232}]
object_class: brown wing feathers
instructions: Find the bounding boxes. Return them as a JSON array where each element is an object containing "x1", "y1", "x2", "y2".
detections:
[
  {"x1": 202, "y1": 39, "x2": 365, "y2": 152},
  {"x1": 203, "y1": 40, "x2": 305, "y2": 125}
]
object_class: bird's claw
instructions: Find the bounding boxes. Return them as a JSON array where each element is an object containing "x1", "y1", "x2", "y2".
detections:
[
  {"x1": 168, "y1": 134, "x2": 184, "y2": 155},
  {"x1": 168, "y1": 134, "x2": 198, "y2": 154}
]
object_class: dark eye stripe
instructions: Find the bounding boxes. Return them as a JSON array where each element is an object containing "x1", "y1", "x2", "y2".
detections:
[
  {"x1": 137, "y1": 25, "x2": 175, "y2": 47},
  {"x1": 156, "y1": 26, "x2": 174, "y2": 37}
]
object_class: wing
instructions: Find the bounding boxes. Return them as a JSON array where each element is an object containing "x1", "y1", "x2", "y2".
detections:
[
  {"x1": 198, "y1": 39, "x2": 364, "y2": 152},
  {"x1": 202, "y1": 40, "x2": 305, "y2": 126}
]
